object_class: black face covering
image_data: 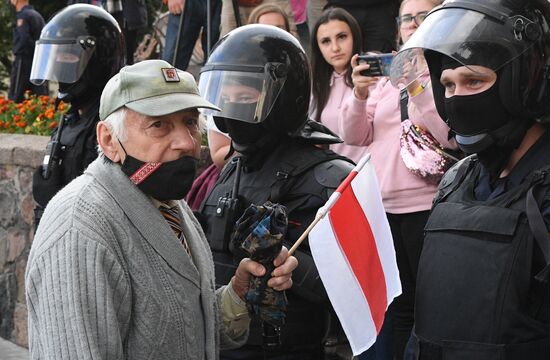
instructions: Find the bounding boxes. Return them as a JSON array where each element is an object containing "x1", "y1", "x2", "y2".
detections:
[
  {"x1": 119, "y1": 147, "x2": 198, "y2": 201},
  {"x1": 225, "y1": 118, "x2": 265, "y2": 146},
  {"x1": 222, "y1": 101, "x2": 258, "y2": 122},
  {"x1": 444, "y1": 82, "x2": 511, "y2": 139},
  {"x1": 59, "y1": 77, "x2": 101, "y2": 110}
]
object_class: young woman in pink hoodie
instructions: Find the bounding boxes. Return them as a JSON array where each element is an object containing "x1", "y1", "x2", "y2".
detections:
[
  {"x1": 310, "y1": 7, "x2": 368, "y2": 163},
  {"x1": 339, "y1": 0, "x2": 458, "y2": 358}
]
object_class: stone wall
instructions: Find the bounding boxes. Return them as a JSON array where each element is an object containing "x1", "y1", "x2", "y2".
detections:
[
  {"x1": 0, "y1": 133, "x2": 48, "y2": 348},
  {"x1": 0, "y1": 133, "x2": 212, "y2": 349}
]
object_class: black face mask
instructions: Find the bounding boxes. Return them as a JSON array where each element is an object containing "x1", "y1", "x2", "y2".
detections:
[
  {"x1": 119, "y1": 146, "x2": 197, "y2": 201},
  {"x1": 225, "y1": 118, "x2": 265, "y2": 146},
  {"x1": 444, "y1": 81, "x2": 511, "y2": 141}
]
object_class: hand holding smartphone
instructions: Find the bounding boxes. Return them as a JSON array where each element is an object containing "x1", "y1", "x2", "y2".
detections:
[{"x1": 357, "y1": 53, "x2": 394, "y2": 77}]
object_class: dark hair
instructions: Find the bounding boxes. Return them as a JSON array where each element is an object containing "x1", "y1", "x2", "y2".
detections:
[{"x1": 310, "y1": 7, "x2": 363, "y2": 120}]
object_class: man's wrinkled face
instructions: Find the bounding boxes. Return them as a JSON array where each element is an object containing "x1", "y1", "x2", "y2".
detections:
[{"x1": 116, "y1": 108, "x2": 202, "y2": 163}]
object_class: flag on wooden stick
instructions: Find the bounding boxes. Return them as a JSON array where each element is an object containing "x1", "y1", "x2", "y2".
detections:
[{"x1": 309, "y1": 154, "x2": 401, "y2": 355}]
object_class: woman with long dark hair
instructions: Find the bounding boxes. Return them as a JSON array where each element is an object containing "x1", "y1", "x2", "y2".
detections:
[{"x1": 309, "y1": 7, "x2": 367, "y2": 163}]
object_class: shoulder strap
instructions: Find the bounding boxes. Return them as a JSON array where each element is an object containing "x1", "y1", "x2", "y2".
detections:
[
  {"x1": 525, "y1": 165, "x2": 550, "y2": 282},
  {"x1": 270, "y1": 149, "x2": 351, "y2": 203},
  {"x1": 399, "y1": 88, "x2": 409, "y2": 122},
  {"x1": 432, "y1": 155, "x2": 476, "y2": 207}
]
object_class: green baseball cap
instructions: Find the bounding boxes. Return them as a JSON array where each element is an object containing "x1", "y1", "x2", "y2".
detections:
[{"x1": 99, "y1": 59, "x2": 220, "y2": 120}]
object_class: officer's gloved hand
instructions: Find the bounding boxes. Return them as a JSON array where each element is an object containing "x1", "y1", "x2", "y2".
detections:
[{"x1": 32, "y1": 165, "x2": 62, "y2": 208}]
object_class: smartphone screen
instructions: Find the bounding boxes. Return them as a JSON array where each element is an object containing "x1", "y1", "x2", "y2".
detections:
[{"x1": 358, "y1": 53, "x2": 394, "y2": 77}]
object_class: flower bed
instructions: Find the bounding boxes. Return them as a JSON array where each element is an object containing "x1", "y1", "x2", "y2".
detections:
[{"x1": 0, "y1": 92, "x2": 69, "y2": 136}]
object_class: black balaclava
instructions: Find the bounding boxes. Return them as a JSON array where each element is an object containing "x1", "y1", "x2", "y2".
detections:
[{"x1": 439, "y1": 56, "x2": 532, "y2": 181}]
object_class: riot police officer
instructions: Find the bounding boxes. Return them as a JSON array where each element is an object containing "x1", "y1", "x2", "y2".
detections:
[
  {"x1": 30, "y1": 4, "x2": 125, "y2": 226},
  {"x1": 389, "y1": 0, "x2": 550, "y2": 358},
  {"x1": 198, "y1": 24, "x2": 354, "y2": 359},
  {"x1": 8, "y1": 0, "x2": 47, "y2": 102}
]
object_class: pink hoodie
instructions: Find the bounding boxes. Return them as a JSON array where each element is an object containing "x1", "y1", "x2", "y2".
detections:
[
  {"x1": 311, "y1": 71, "x2": 369, "y2": 163},
  {"x1": 339, "y1": 77, "x2": 457, "y2": 214}
]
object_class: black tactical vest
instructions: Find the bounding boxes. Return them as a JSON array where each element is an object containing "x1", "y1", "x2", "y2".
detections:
[
  {"x1": 200, "y1": 139, "x2": 354, "y2": 349},
  {"x1": 33, "y1": 101, "x2": 100, "y2": 225},
  {"x1": 414, "y1": 155, "x2": 550, "y2": 360}
]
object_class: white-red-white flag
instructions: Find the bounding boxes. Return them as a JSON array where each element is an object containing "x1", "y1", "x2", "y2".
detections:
[{"x1": 309, "y1": 154, "x2": 401, "y2": 355}]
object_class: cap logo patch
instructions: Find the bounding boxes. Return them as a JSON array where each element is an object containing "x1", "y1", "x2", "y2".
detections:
[{"x1": 161, "y1": 68, "x2": 180, "y2": 82}]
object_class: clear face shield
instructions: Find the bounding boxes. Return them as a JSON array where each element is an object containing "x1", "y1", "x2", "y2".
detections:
[
  {"x1": 198, "y1": 64, "x2": 286, "y2": 124},
  {"x1": 389, "y1": 6, "x2": 540, "y2": 87},
  {"x1": 30, "y1": 36, "x2": 96, "y2": 85}
]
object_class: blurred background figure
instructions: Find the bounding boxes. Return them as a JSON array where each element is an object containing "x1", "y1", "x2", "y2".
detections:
[
  {"x1": 289, "y1": 0, "x2": 310, "y2": 53},
  {"x1": 309, "y1": 7, "x2": 367, "y2": 163},
  {"x1": 325, "y1": 0, "x2": 400, "y2": 53},
  {"x1": 103, "y1": 0, "x2": 148, "y2": 65},
  {"x1": 8, "y1": 0, "x2": 47, "y2": 102},
  {"x1": 220, "y1": 0, "x2": 297, "y2": 36},
  {"x1": 162, "y1": 0, "x2": 222, "y2": 71},
  {"x1": 338, "y1": 0, "x2": 458, "y2": 358},
  {"x1": 248, "y1": 3, "x2": 290, "y2": 31},
  {"x1": 307, "y1": 0, "x2": 326, "y2": 37}
]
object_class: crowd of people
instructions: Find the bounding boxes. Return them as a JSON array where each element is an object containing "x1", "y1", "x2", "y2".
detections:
[{"x1": 4, "y1": 0, "x2": 549, "y2": 359}]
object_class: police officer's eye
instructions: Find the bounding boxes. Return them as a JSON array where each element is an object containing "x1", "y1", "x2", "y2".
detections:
[
  {"x1": 468, "y1": 79, "x2": 483, "y2": 87},
  {"x1": 442, "y1": 81, "x2": 455, "y2": 92},
  {"x1": 237, "y1": 96, "x2": 255, "y2": 103}
]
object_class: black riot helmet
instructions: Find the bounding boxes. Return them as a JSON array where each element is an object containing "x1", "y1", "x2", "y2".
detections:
[
  {"x1": 390, "y1": 0, "x2": 550, "y2": 153},
  {"x1": 198, "y1": 24, "x2": 310, "y2": 140},
  {"x1": 30, "y1": 4, "x2": 125, "y2": 105}
]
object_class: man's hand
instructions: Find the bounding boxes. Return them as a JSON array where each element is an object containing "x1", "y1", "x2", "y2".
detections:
[
  {"x1": 167, "y1": 0, "x2": 185, "y2": 15},
  {"x1": 231, "y1": 247, "x2": 298, "y2": 300}
]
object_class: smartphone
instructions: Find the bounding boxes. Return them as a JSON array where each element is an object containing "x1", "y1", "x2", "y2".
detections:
[{"x1": 358, "y1": 53, "x2": 394, "y2": 77}]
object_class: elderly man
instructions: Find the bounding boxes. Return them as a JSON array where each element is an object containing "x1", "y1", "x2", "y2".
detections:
[{"x1": 25, "y1": 59, "x2": 297, "y2": 360}]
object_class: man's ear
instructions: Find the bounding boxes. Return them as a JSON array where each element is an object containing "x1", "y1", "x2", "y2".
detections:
[{"x1": 97, "y1": 121, "x2": 122, "y2": 163}]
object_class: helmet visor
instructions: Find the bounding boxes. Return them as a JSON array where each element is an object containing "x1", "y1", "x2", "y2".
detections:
[
  {"x1": 198, "y1": 68, "x2": 285, "y2": 124},
  {"x1": 390, "y1": 7, "x2": 538, "y2": 86},
  {"x1": 30, "y1": 40, "x2": 94, "y2": 85}
]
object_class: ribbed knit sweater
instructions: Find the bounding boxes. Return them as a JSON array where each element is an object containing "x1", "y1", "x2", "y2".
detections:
[{"x1": 26, "y1": 158, "x2": 248, "y2": 360}]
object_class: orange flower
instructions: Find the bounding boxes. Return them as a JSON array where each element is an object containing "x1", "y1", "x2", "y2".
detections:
[
  {"x1": 58, "y1": 102, "x2": 65, "y2": 111},
  {"x1": 48, "y1": 121, "x2": 58, "y2": 129},
  {"x1": 0, "y1": 121, "x2": 4, "y2": 128},
  {"x1": 13, "y1": 114, "x2": 21, "y2": 122},
  {"x1": 16, "y1": 121, "x2": 27, "y2": 128},
  {"x1": 44, "y1": 108, "x2": 55, "y2": 119}
]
